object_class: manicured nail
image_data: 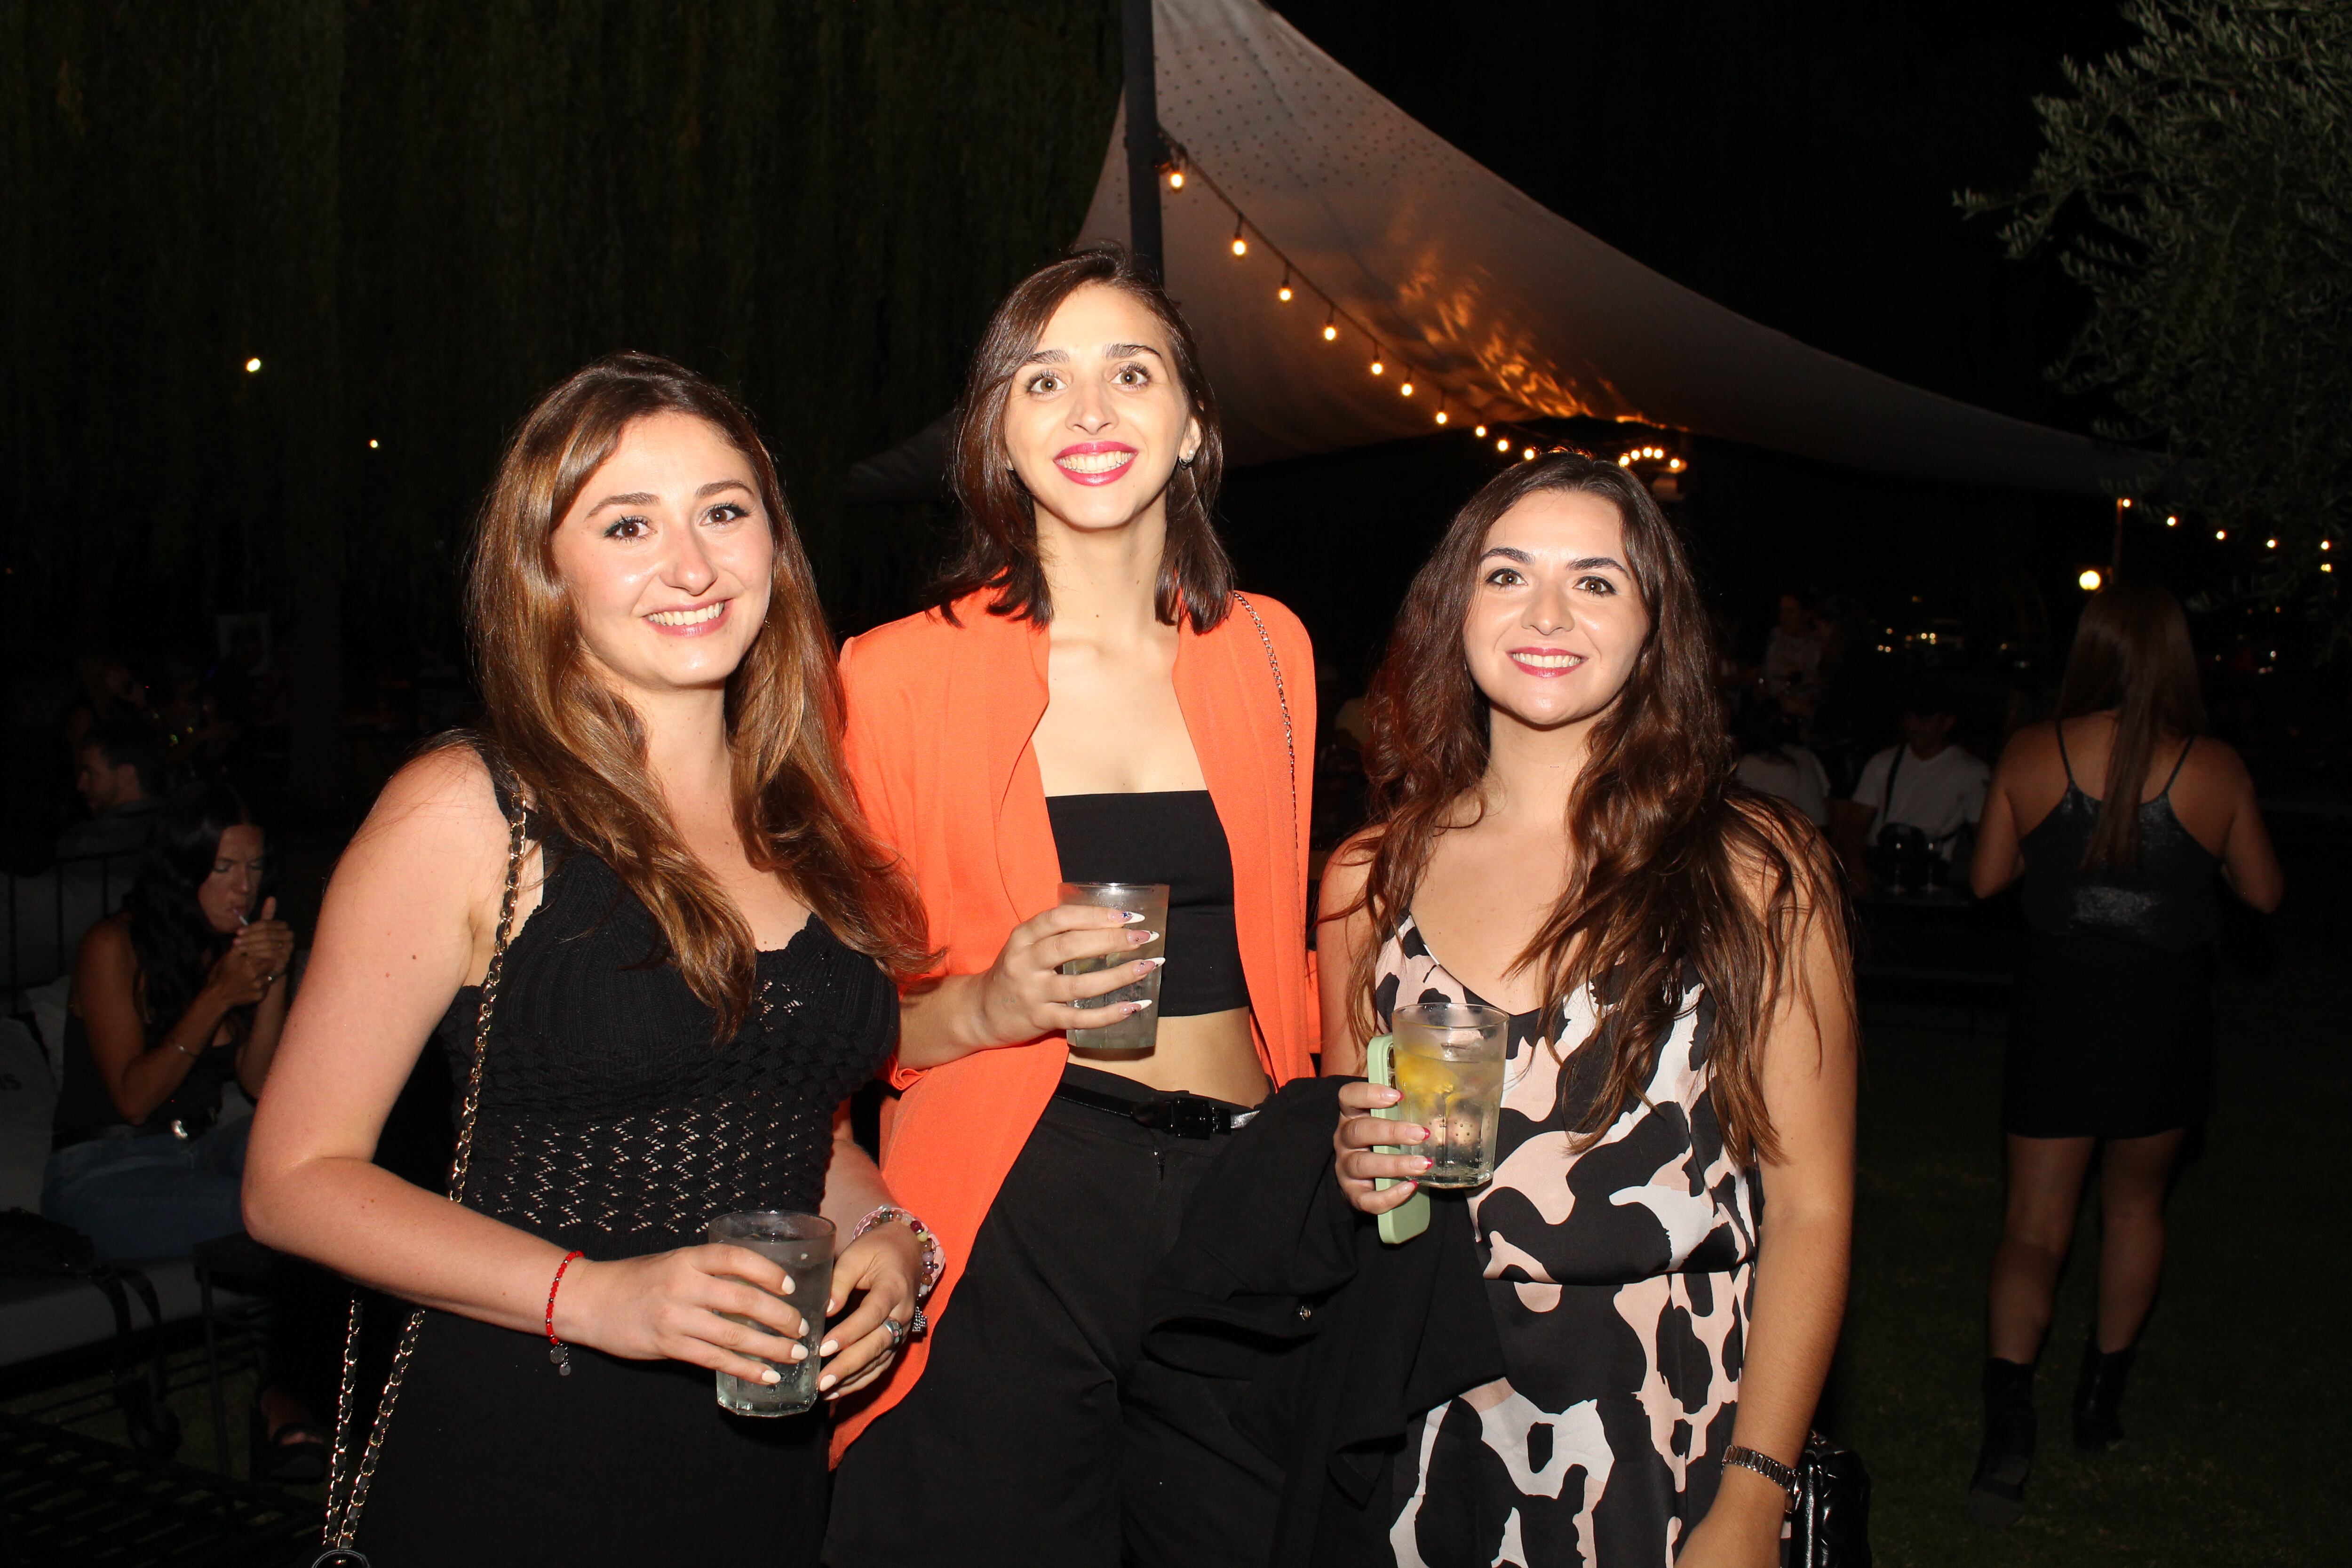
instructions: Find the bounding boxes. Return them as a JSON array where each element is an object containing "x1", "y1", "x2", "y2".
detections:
[
  {"x1": 1415, "y1": 1157, "x2": 1433, "y2": 1171},
  {"x1": 760, "y1": 1368, "x2": 781, "y2": 1385},
  {"x1": 1121, "y1": 910, "x2": 1146, "y2": 923},
  {"x1": 789, "y1": 1344, "x2": 808, "y2": 1361},
  {"x1": 1127, "y1": 1000, "x2": 1153, "y2": 1015},
  {"x1": 820, "y1": 1339, "x2": 838, "y2": 1356},
  {"x1": 780, "y1": 1275, "x2": 795, "y2": 1294},
  {"x1": 1138, "y1": 956, "x2": 1165, "y2": 971},
  {"x1": 1129, "y1": 929, "x2": 1158, "y2": 946},
  {"x1": 818, "y1": 1373, "x2": 838, "y2": 1392}
]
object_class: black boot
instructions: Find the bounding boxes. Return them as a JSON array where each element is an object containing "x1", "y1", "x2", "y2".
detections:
[
  {"x1": 2073, "y1": 1340, "x2": 2136, "y2": 1451},
  {"x1": 1966, "y1": 1357, "x2": 2035, "y2": 1526}
]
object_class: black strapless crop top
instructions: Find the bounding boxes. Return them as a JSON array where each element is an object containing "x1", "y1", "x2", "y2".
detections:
[{"x1": 1045, "y1": 791, "x2": 1250, "y2": 1018}]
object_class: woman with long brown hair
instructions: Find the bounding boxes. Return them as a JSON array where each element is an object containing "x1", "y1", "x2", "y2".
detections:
[
  {"x1": 824, "y1": 245, "x2": 1316, "y2": 1566},
  {"x1": 241, "y1": 354, "x2": 934, "y2": 1565},
  {"x1": 1963, "y1": 580, "x2": 2279, "y2": 1525},
  {"x1": 1326, "y1": 452, "x2": 1856, "y2": 1568}
]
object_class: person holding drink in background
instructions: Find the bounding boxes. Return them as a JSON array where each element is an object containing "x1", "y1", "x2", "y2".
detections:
[
  {"x1": 240, "y1": 355, "x2": 934, "y2": 1566},
  {"x1": 825, "y1": 246, "x2": 1317, "y2": 1567},
  {"x1": 1322, "y1": 453, "x2": 1856, "y2": 1568}
]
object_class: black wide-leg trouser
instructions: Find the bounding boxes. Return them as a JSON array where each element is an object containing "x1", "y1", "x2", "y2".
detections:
[{"x1": 824, "y1": 1066, "x2": 1278, "y2": 1568}]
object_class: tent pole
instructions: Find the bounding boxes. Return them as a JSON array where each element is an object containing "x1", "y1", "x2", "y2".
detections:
[{"x1": 1122, "y1": 0, "x2": 1164, "y2": 277}]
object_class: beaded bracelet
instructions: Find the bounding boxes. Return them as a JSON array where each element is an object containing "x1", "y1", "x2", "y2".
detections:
[
  {"x1": 850, "y1": 1205, "x2": 945, "y2": 1302},
  {"x1": 545, "y1": 1250, "x2": 585, "y2": 1376}
]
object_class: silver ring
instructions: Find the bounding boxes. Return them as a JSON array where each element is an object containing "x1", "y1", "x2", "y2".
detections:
[{"x1": 882, "y1": 1315, "x2": 908, "y2": 1350}]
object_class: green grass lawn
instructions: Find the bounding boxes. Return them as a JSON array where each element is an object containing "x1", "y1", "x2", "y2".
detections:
[{"x1": 1833, "y1": 904, "x2": 2344, "y2": 1566}]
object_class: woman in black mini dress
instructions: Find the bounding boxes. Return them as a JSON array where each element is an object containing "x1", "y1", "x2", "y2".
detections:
[
  {"x1": 1964, "y1": 581, "x2": 2281, "y2": 1523},
  {"x1": 242, "y1": 355, "x2": 935, "y2": 1565}
]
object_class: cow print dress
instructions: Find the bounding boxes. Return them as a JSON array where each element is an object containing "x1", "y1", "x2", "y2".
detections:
[{"x1": 1377, "y1": 913, "x2": 1758, "y2": 1568}]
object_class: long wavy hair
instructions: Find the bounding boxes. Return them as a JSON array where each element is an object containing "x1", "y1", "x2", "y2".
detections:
[
  {"x1": 124, "y1": 783, "x2": 259, "y2": 1045},
  {"x1": 2055, "y1": 579, "x2": 2205, "y2": 872},
  {"x1": 930, "y1": 243, "x2": 1235, "y2": 630},
  {"x1": 464, "y1": 352, "x2": 930, "y2": 1035},
  {"x1": 1343, "y1": 452, "x2": 1847, "y2": 1166}
]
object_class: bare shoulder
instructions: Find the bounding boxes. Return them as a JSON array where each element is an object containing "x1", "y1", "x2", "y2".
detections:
[
  {"x1": 1318, "y1": 827, "x2": 1381, "y2": 916},
  {"x1": 1994, "y1": 719, "x2": 2061, "y2": 778},
  {"x1": 1725, "y1": 795, "x2": 1842, "y2": 914},
  {"x1": 73, "y1": 911, "x2": 134, "y2": 973},
  {"x1": 2175, "y1": 733, "x2": 2254, "y2": 801},
  {"x1": 345, "y1": 742, "x2": 509, "y2": 874}
]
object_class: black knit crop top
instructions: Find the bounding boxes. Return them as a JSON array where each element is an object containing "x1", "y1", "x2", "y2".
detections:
[
  {"x1": 1046, "y1": 790, "x2": 1250, "y2": 1018},
  {"x1": 429, "y1": 783, "x2": 897, "y2": 1259}
]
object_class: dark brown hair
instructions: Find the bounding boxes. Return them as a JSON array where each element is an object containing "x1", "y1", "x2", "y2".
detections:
[
  {"x1": 464, "y1": 352, "x2": 930, "y2": 1033},
  {"x1": 1341, "y1": 452, "x2": 1847, "y2": 1166},
  {"x1": 2055, "y1": 579, "x2": 2206, "y2": 872},
  {"x1": 930, "y1": 243, "x2": 1235, "y2": 630}
]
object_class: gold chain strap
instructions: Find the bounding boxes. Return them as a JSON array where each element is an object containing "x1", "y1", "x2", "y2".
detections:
[
  {"x1": 1232, "y1": 592, "x2": 1297, "y2": 857},
  {"x1": 315, "y1": 777, "x2": 528, "y2": 1566}
]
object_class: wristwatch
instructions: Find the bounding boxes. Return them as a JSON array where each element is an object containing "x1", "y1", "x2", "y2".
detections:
[{"x1": 1723, "y1": 1444, "x2": 1800, "y2": 1509}]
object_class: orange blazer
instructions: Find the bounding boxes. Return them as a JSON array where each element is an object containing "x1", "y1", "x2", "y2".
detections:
[{"x1": 831, "y1": 588, "x2": 1318, "y2": 1457}]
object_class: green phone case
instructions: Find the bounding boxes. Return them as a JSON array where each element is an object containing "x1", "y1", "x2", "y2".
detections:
[{"x1": 1365, "y1": 1034, "x2": 1430, "y2": 1244}]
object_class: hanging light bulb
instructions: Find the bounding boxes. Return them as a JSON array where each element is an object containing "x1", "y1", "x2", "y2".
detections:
[
  {"x1": 1369, "y1": 353, "x2": 1384, "y2": 376},
  {"x1": 1231, "y1": 222, "x2": 1248, "y2": 258},
  {"x1": 1167, "y1": 168, "x2": 1185, "y2": 191},
  {"x1": 1277, "y1": 267, "x2": 1293, "y2": 303},
  {"x1": 1473, "y1": 424, "x2": 1487, "y2": 438},
  {"x1": 244, "y1": 357, "x2": 262, "y2": 373},
  {"x1": 1322, "y1": 310, "x2": 1337, "y2": 342},
  {"x1": 1435, "y1": 408, "x2": 1448, "y2": 425},
  {"x1": 2166, "y1": 515, "x2": 2178, "y2": 526},
  {"x1": 1495, "y1": 437, "x2": 1510, "y2": 453},
  {"x1": 1399, "y1": 380, "x2": 1414, "y2": 397},
  {"x1": 1523, "y1": 447, "x2": 1538, "y2": 462},
  {"x1": 2120, "y1": 497, "x2": 2133, "y2": 509}
]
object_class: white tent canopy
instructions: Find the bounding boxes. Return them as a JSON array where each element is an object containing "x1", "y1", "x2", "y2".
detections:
[{"x1": 846, "y1": 0, "x2": 2146, "y2": 501}]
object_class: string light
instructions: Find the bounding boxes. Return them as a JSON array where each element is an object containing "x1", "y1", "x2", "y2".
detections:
[
  {"x1": 1496, "y1": 438, "x2": 1510, "y2": 453},
  {"x1": 1668, "y1": 457, "x2": 1684, "y2": 471},
  {"x1": 2216, "y1": 529, "x2": 2227, "y2": 541},
  {"x1": 2266, "y1": 537, "x2": 2279, "y2": 549},
  {"x1": 367, "y1": 438, "x2": 380, "y2": 449},
  {"x1": 1473, "y1": 424, "x2": 1487, "y2": 438},
  {"x1": 2078, "y1": 568, "x2": 2104, "y2": 592},
  {"x1": 244, "y1": 357, "x2": 262, "y2": 373},
  {"x1": 2166, "y1": 515, "x2": 2178, "y2": 526},
  {"x1": 2121, "y1": 497, "x2": 2133, "y2": 509},
  {"x1": 1523, "y1": 446, "x2": 1538, "y2": 461},
  {"x1": 1162, "y1": 134, "x2": 1520, "y2": 444},
  {"x1": 2324, "y1": 540, "x2": 2334, "y2": 551}
]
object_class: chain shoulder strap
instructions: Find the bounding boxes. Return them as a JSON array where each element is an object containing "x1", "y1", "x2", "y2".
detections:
[
  {"x1": 1232, "y1": 592, "x2": 1297, "y2": 856},
  {"x1": 315, "y1": 772, "x2": 529, "y2": 1567}
]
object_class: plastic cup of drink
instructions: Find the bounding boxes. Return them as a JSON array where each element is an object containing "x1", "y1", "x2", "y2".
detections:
[
  {"x1": 707, "y1": 1211, "x2": 833, "y2": 1417},
  {"x1": 1390, "y1": 1002, "x2": 1510, "y2": 1188},
  {"x1": 1057, "y1": 881, "x2": 1168, "y2": 1054}
]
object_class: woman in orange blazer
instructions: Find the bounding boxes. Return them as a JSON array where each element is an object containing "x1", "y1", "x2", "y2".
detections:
[{"x1": 825, "y1": 246, "x2": 1316, "y2": 1568}]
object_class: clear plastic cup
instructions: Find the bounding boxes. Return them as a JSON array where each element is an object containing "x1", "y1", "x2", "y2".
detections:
[
  {"x1": 1057, "y1": 881, "x2": 1168, "y2": 1054},
  {"x1": 1390, "y1": 1002, "x2": 1510, "y2": 1188},
  {"x1": 707, "y1": 1210, "x2": 832, "y2": 1417}
]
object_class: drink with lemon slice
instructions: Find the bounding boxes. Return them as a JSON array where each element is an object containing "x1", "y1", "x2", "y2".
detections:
[{"x1": 1391, "y1": 1002, "x2": 1510, "y2": 1189}]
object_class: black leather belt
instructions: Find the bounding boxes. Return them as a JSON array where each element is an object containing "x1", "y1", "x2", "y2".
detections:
[{"x1": 1051, "y1": 1081, "x2": 1260, "y2": 1139}]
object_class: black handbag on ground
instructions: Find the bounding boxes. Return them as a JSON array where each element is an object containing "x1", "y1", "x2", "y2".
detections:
[{"x1": 1784, "y1": 1430, "x2": 1872, "y2": 1568}]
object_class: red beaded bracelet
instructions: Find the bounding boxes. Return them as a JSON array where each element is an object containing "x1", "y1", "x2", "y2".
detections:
[{"x1": 545, "y1": 1250, "x2": 585, "y2": 1377}]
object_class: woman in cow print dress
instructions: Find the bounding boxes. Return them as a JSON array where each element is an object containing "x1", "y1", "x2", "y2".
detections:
[
  {"x1": 1372, "y1": 917, "x2": 1756, "y2": 1565},
  {"x1": 1321, "y1": 453, "x2": 1855, "y2": 1568}
]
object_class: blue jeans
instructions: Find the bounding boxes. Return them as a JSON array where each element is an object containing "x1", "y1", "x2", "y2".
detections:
[{"x1": 41, "y1": 1119, "x2": 251, "y2": 1262}]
